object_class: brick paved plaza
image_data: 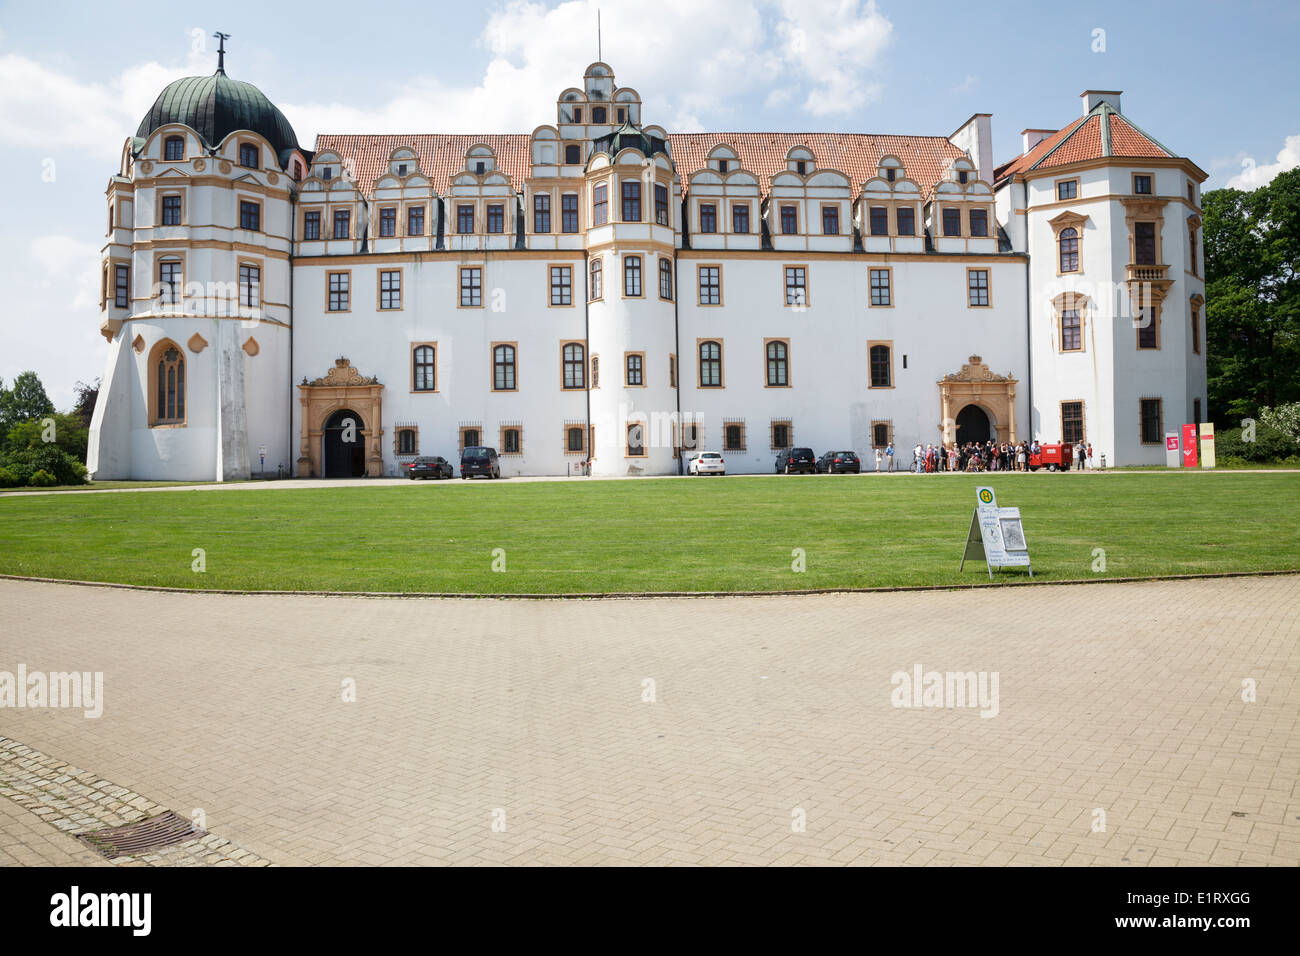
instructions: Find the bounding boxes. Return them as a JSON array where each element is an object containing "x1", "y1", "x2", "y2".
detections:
[{"x1": 1, "y1": 575, "x2": 1297, "y2": 866}]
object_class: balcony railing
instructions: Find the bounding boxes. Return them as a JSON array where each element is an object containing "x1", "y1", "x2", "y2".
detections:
[{"x1": 1126, "y1": 263, "x2": 1169, "y2": 283}]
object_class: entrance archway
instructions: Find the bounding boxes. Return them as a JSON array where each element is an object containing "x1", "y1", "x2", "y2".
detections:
[
  {"x1": 956, "y1": 404, "x2": 993, "y2": 445},
  {"x1": 323, "y1": 408, "x2": 367, "y2": 478}
]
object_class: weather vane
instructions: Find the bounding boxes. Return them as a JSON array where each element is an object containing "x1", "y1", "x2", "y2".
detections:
[{"x1": 214, "y1": 32, "x2": 231, "y2": 75}]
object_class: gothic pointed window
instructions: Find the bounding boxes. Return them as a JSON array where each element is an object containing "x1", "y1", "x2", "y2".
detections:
[{"x1": 150, "y1": 342, "x2": 185, "y2": 425}]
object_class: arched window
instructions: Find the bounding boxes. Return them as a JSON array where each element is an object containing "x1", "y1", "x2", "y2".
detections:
[
  {"x1": 590, "y1": 354, "x2": 600, "y2": 388},
  {"x1": 149, "y1": 341, "x2": 186, "y2": 425},
  {"x1": 413, "y1": 345, "x2": 435, "y2": 391},
  {"x1": 493, "y1": 344, "x2": 517, "y2": 390},
  {"x1": 699, "y1": 340, "x2": 722, "y2": 387},
  {"x1": 869, "y1": 344, "x2": 892, "y2": 388},
  {"x1": 563, "y1": 343, "x2": 585, "y2": 389},
  {"x1": 164, "y1": 136, "x2": 184, "y2": 161},
  {"x1": 1059, "y1": 227, "x2": 1080, "y2": 272},
  {"x1": 589, "y1": 258, "x2": 603, "y2": 299},
  {"x1": 766, "y1": 340, "x2": 788, "y2": 386}
]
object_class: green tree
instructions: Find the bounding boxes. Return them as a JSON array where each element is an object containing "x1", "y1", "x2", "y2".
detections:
[
  {"x1": 0, "y1": 370, "x2": 56, "y2": 442},
  {"x1": 1204, "y1": 168, "x2": 1300, "y2": 422},
  {"x1": 4, "y1": 411, "x2": 88, "y2": 462}
]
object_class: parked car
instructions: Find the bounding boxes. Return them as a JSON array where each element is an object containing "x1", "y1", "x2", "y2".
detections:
[
  {"x1": 406, "y1": 455, "x2": 454, "y2": 480},
  {"x1": 816, "y1": 450, "x2": 861, "y2": 474},
  {"x1": 774, "y1": 447, "x2": 817, "y2": 474},
  {"x1": 686, "y1": 451, "x2": 726, "y2": 475},
  {"x1": 1028, "y1": 443, "x2": 1073, "y2": 472},
  {"x1": 460, "y1": 446, "x2": 501, "y2": 479}
]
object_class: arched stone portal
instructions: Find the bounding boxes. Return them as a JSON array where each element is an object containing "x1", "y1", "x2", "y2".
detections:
[
  {"x1": 323, "y1": 408, "x2": 367, "y2": 478},
  {"x1": 298, "y1": 358, "x2": 385, "y2": 477},
  {"x1": 956, "y1": 404, "x2": 993, "y2": 444},
  {"x1": 938, "y1": 356, "x2": 1018, "y2": 446}
]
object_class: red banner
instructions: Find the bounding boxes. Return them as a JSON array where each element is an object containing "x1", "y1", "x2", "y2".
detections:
[{"x1": 1181, "y1": 424, "x2": 1199, "y2": 467}]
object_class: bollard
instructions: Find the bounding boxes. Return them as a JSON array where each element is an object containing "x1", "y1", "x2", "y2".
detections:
[{"x1": 1100, "y1": 453, "x2": 1106, "y2": 471}]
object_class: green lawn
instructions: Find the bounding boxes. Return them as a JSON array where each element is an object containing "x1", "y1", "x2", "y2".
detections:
[{"x1": 0, "y1": 472, "x2": 1296, "y2": 593}]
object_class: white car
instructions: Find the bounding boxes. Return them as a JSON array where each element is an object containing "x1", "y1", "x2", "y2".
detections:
[{"x1": 687, "y1": 451, "x2": 726, "y2": 475}]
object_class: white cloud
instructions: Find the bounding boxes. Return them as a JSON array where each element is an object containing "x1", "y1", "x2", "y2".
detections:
[
  {"x1": 953, "y1": 74, "x2": 979, "y2": 94},
  {"x1": 1226, "y1": 133, "x2": 1300, "y2": 190},
  {"x1": 0, "y1": 50, "x2": 209, "y2": 161},
  {"x1": 30, "y1": 235, "x2": 102, "y2": 312},
  {"x1": 282, "y1": 0, "x2": 893, "y2": 141}
]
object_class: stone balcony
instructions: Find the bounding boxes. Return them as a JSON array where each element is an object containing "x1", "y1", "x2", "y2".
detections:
[{"x1": 1126, "y1": 263, "x2": 1169, "y2": 283}]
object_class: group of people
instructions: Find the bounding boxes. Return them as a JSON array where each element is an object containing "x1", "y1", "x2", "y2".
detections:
[{"x1": 899, "y1": 439, "x2": 1096, "y2": 473}]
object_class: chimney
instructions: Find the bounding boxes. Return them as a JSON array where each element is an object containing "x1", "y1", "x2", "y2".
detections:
[
  {"x1": 1021, "y1": 129, "x2": 1056, "y2": 153},
  {"x1": 1080, "y1": 90, "x2": 1122, "y2": 115},
  {"x1": 949, "y1": 113, "x2": 993, "y2": 185}
]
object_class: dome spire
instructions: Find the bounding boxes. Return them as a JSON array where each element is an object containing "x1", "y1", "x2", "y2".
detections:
[{"x1": 213, "y1": 32, "x2": 230, "y2": 76}]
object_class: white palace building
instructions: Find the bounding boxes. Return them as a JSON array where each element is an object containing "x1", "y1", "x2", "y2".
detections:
[{"x1": 88, "y1": 54, "x2": 1209, "y2": 480}]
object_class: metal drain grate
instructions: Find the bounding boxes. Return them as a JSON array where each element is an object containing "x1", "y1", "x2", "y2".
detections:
[{"x1": 76, "y1": 811, "x2": 205, "y2": 859}]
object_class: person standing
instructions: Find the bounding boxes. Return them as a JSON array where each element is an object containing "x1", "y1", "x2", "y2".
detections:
[
  {"x1": 886, "y1": 442, "x2": 896, "y2": 472},
  {"x1": 1087, "y1": 442, "x2": 1094, "y2": 469}
]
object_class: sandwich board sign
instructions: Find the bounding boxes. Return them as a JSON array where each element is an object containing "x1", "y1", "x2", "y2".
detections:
[{"x1": 960, "y1": 486, "x2": 1033, "y2": 579}]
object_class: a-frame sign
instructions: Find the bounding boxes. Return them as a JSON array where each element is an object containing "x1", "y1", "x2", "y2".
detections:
[{"x1": 960, "y1": 486, "x2": 1033, "y2": 579}]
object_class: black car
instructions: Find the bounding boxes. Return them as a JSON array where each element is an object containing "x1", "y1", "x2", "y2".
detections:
[
  {"x1": 816, "y1": 451, "x2": 861, "y2": 474},
  {"x1": 774, "y1": 447, "x2": 816, "y2": 474},
  {"x1": 460, "y1": 446, "x2": 501, "y2": 479},
  {"x1": 406, "y1": 456, "x2": 454, "y2": 480}
]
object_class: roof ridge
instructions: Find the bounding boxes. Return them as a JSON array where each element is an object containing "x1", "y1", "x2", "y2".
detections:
[{"x1": 1108, "y1": 111, "x2": 1177, "y2": 158}]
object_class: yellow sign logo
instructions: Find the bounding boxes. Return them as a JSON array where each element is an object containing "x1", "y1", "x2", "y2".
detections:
[{"x1": 978, "y1": 489, "x2": 993, "y2": 504}]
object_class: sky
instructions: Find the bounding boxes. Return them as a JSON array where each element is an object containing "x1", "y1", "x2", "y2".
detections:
[{"x1": 1, "y1": 0, "x2": 1298, "y2": 408}]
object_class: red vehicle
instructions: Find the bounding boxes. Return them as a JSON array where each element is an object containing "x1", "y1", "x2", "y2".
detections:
[{"x1": 1028, "y1": 443, "x2": 1073, "y2": 472}]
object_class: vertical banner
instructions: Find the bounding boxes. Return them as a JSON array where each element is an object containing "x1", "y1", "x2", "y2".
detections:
[
  {"x1": 1199, "y1": 422, "x2": 1216, "y2": 468},
  {"x1": 1181, "y1": 424, "x2": 1199, "y2": 467},
  {"x1": 1165, "y1": 433, "x2": 1180, "y2": 468}
]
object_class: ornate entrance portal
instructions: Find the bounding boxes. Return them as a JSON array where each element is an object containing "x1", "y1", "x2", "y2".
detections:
[
  {"x1": 939, "y1": 356, "x2": 1018, "y2": 446},
  {"x1": 298, "y1": 358, "x2": 385, "y2": 477}
]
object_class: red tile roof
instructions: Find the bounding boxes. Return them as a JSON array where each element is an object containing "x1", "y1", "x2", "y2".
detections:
[
  {"x1": 994, "y1": 108, "x2": 1172, "y2": 184},
  {"x1": 316, "y1": 130, "x2": 969, "y2": 200}
]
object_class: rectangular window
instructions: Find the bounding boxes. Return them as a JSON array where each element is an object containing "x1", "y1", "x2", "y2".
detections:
[
  {"x1": 969, "y1": 208, "x2": 989, "y2": 237},
  {"x1": 1062, "y1": 401, "x2": 1085, "y2": 444},
  {"x1": 669, "y1": 354, "x2": 676, "y2": 388},
  {"x1": 1189, "y1": 230, "x2": 1198, "y2": 275},
  {"x1": 658, "y1": 258, "x2": 673, "y2": 300},
  {"x1": 239, "y1": 200, "x2": 260, "y2": 231},
  {"x1": 1134, "y1": 222, "x2": 1157, "y2": 265},
  {"x1": 239, "y1": 143, "x2": 259, "y2": 169},
  {"x1": 621, "y1": 181, "x2": 641, "y2": 222},
  {"x1": 784, "y1": 266, "x2": 807, "y2": 307},
  {"x1": 869, "y1": 206, "x2": 888, "y2": 236},
  {"x1": 724, "y1": 422, "x2": 745, "y2": 452},
  {"x1": 239, "y1": 264, "x2": 260, "y2": 308},
  {"x1": 771, "y1": 421, "x2": 791, "y2": 449},
  {"x1": 158, "y1": 260, "x2": 181, "y2": 304},
  {"x1": 407, "y1": 205, "x2": 425, "y2": 237},
  {"x1": 593, "y1": 184, "x2": 609, "y2": 226},
  {"x1": 699, "y1": 203, "x2": 717, "y2": 234},
  {"x1": 486, "y1": 204, "x2": 505, "y2": 234},
  {"x1": 502, "y1": 428, "x2": 521, "y2": 455},
  {"x1": 968, "y1": 269, "x2": 990, "y2": 307},
  {"x1": 869, "y1": 343, "x2": 892, "y2": 388},
  {"x1": 869, "y1": 268, "x2": 891, "y2": 307},
  {"x1": 871, "y1": 422, "x2": 890, "y2": 448},
  {"x1": 623, "y1": 256, "x2": 642, "y2": 297},
  {"x1": 625, "y1": 353, "x2": 643, "y2": 386},
  {"x1": 822, "y1": 205, "x2": 840, "y2": 235},
  {"x1": 114, "y1": 264, "x2": 129, "y2": 308},
  {"x1": 589, "y1": 258, "x2": 603, "y2": 300},
  {"x1": 732, "y1": 203, "x2": 750, "y2": 233},
  {"x1": 561, "y1": 194, "x2": 580, "y2": 232},
  {"x1": 780, "y1": 205, "x2": 798, "y2": 235},
  {"x1": 533, "y1": 194, "x2": 551, "y2": 233},
  {"x1": 457, "y1": 204, "x2": 474, "y2": 234},
  {"x1": 1140, "y1": 398, "x2": 1162, "y2": 444},
  {"x1": 379, "y1": 269, "x2": 401, "y2": 310},
  {"x1": 303, "y1": 210, "x2": 321, "y2": 240},
  {"x1": 161, "y1": 195, "x2": 182, "y2": 226},
  {"x1": 896, "y1": 206, "x2": 916, "y2": 236},
  {"x1": 460, "y1": 267, "x2": 482, "y2": 307},
  {"x1": 550, "y1": 266, "x2": 573, "y2": 306},
  {"x1": 1057, "y1": 180, "x2": 1078, "y2": 201},
  {"x1": 626, "y1": 422, "x2": 645, "y2": 457},
  {"x1": 327, "y1": 271, "x2": 349, "y2": 312},
  {"x1": 379, "y1": 207, "x2": 397, "y2": 237},
  {"x1": 567, "y1": 426, "x2": 586, "y2": 453},
  {"x1": 654, "y1": 184, "x2": 669, "y2": 225},
  {"x1": 1191, "y1": 309, "x2": 1201, "y2": 355},
  {"x1": 1134, "y1": 174, "x2": 1153, "y2": 195},
  {"x1": 1061, "y1": 309, "x2": 1081, "y2": 350},
  {"x1": 164, "y1": 137, "x2": 184, "y2": 161},
  {"x1": 698, "y1": 266, "x2": 720, "y2": 306},
  {"x1": 565, "y1": 144, "x2": 581, "y2": 165},
  {"x1": 681, "y1": 422, "x2": 699, "y2": 450},
  {"x1": 1137, "y1": 306, "x2": 1158, "y2": 349},
  {"x1": 942, "y1": 207, "x2": 962, "y2": 236},
  {"x1": 333, "y1": 209, "x2": 350, "y2": 239}
]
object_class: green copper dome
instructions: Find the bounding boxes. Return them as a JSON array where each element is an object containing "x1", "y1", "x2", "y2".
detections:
[{"x1": 136, "y1": 71, "x2": 300, "y2": 158}]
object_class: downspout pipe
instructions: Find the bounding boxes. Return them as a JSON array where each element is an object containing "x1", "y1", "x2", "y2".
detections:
[
  {"x1": 673, "y1": 251, "x2": 683, "y2": 475},
  {"x1": 1022, "y1": 178, "x2": 1033, "y2": 443},
  {"x1": 582, "y1": 250, "x2": 591, "y2": 475}
]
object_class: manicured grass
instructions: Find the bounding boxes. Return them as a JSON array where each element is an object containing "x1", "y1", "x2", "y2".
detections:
[
  {"x1": 0, "y1": 472, "x2": 1296, "y2": 593},
  {"x1": 0, "y1": 480, "x2": 213, "y2": 493}
]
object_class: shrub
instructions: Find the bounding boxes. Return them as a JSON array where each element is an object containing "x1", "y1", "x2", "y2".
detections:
[
  {"x1": 27, "y1": 469, "x2": 57, "y2": 487},
  {"x1": 0, "y1": 466, "x2": 19, "y2": 487},
  {"x1": 1213, "y1": 419, "x2": 1300, "y2": 463},
  {"x1": 3, "y1": 445, "x2": 88, "y2": 486}
]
